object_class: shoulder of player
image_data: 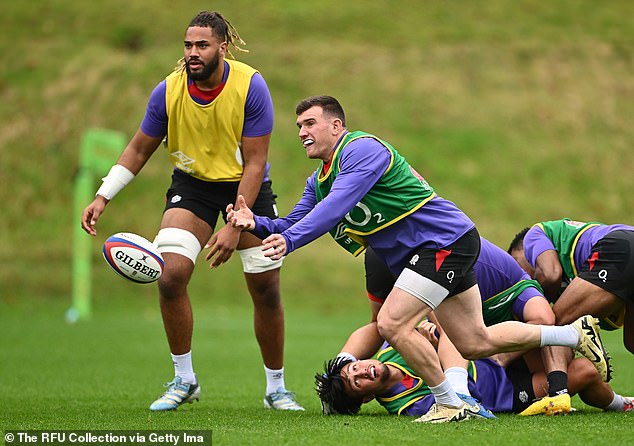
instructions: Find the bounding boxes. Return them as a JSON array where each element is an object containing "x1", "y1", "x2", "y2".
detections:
[{"x1": 339, "y1": 136, "x2": 391, "y2": 169}]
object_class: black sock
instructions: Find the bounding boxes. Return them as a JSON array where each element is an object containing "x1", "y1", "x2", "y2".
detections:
[{"x1": 547, "y1": 371, "x2": 568, "y2": 397}]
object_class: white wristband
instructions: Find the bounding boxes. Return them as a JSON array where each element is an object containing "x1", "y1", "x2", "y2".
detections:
[
  {"x1": 336, "y1": 352, "x2": 357, "y2": 362},
  {"x1": 95, "y1": 164, "x2": 135, "y2": 200}
]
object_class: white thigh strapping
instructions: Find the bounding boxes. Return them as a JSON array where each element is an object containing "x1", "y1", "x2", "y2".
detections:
[
  {"x1": 238, "y1": 246, "x2": 283, "y2": 273},
  {"x1": 153, "y1": 228, "x2": 202, "y2": 264},
  {"x1": 394, "y1": 268, "x2": 449, "y2": 310}
]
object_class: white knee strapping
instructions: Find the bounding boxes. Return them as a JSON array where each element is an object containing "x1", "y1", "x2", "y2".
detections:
[
  {"x1": 153, "y1": 228, "x2": 202, "y2": 264},
  {"x1": 238, "y1": 246, "x2": 283, "y2": 273},
  {"x1": 394, "y1": 269, "x2": 448, "y2": 310}
]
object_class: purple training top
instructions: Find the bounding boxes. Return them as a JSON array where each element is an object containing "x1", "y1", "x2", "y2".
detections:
[
  {"x1": 476, "y1": 237, "x2": 542, "y2": 320},
  {"x1": 252, "y1": 132, "x2": 475, "y2": 275},
  {"x1": 476, "y1": 238, "x2": 531, "y2": 297},
  {"x1": 524, "y1": 224, "x2": 634, "y2": 270}
]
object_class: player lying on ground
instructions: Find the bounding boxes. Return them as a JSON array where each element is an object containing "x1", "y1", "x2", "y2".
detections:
[{"x1": 316, "y1": 320, "x2": 633, "y2": 418}]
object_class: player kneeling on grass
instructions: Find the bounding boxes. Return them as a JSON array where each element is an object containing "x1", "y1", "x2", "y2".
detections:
[{"x1": 316, "y1": 321, "x2": 633, "y2": 420}]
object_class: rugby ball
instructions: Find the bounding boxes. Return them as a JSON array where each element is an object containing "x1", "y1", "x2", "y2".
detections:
[{"x1": 102, "y1": 232, "x2": 164, "y2": 284}]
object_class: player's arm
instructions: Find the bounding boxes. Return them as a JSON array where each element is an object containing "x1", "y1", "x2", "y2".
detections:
[
  {"x1": 533, "y1": 250, "x2": 563, "y2": 301},
  {"x1": 424, "y1": 312, "x2": 468, "y2": 369},
  {"x1": 522, "y1": 225, "x2": 564, "y2": 301},
  {"x1": 279, "y1": 139, "x2": 391, "y2": 255},
  {"x1": 81, "y1": 129, "x2": 163, "y2": 236},
  {"x1": 115, "y1": 130, "x2": 164, "y2": 175},
  {"x1": 236, "y1": 72, "x2": 273, "y2": 208},
  {"x1": 340, "y1": 301, "x2": 384, "y2": 360},
  {"x1": 237, "y1": 134, "x2": 269, "y2": 207},
  {"x1": 227, "y1": 176, "x2": 318, "y2": 235}
]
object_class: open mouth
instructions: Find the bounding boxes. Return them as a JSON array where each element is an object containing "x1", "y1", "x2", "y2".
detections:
[
  {"x1": 302, "y1": 138, "x2": 314, "y2": 148},
  {"x1": 370, "y1": 365, "x2": 376, "y2": 379}
]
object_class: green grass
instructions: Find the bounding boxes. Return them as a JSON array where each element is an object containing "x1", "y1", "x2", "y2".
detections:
[
  {"x1": 2, "y1": 294, "x2": 633, "y2": 445},
  {"x1": 2, "y1": 0, "x2": 634, "y2": 444}
]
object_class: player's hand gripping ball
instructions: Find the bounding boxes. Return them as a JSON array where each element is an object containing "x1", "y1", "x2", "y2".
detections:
[{"x1": 102, "y1": 232, "x2": 164, "y2": 283}]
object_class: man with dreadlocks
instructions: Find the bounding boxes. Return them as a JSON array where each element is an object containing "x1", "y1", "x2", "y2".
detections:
[{"x1": 81, "y1": 10, "x2": 303, "y2": 411}]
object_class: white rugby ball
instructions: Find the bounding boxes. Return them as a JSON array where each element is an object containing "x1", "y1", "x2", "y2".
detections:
[{"x1": 102, "y1": 232, "x2": 164, "y2": 284}]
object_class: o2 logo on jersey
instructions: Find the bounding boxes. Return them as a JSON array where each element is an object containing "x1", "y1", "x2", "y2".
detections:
[{"x1": 345, "y1": 202, "x2": 385, "y2": 227}]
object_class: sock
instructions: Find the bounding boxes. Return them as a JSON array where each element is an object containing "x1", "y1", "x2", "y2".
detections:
[
  {"x1": 265, "y1": 366, "x2": 286, "y2": 395},
  {"x1": 540, "y1": 325, "x2": 578, "y2": 348},
  {"x1": 429, "y1": 379, "x2": 463, "y2": 408},
  {"x1": 444, "y1": 367, "x2": 471, "y2": 396},
  {"x1": 547, "y1": 371, "x2": 569, "y2": 396},
  {"x1": 171, "y1": 351, "x2": 196, "y2": 384},
  {"x1": 605, "y1": 392, "x2": 625, "y2": 411}
]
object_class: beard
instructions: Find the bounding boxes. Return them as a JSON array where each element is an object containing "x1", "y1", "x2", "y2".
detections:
[
  {"x1": 186, "y1": 49, "x2": 221, "y2": 81},
  {"x1": 379, "y1": 364, "x2": 390, "y2": 383}
]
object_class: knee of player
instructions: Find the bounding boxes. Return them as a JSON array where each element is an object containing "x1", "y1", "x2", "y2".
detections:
[
  {"x1": 157, "y1": 268, "x2": 189, "y2": 299},
  {"x1": 249, "y1": 287, "x2": 282, "y2": 309},
  {"x1": 376, "y1": 313, "x2": 401, "y2": 343},
  {"x1": 244, "y1": 273, "x2": 282, "y2": 305},
  {"x1": 569, "y1": 357, "x2": 602, "y2": 385},
  {"x1": 456, "y1": 344, "x2": 487, "y2": 360},
  {"x1": 524, "y1": 311, "x2": 556, "y2": 326}
]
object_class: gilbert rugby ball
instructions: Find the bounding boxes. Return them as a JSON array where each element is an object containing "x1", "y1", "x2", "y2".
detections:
[{"x1": 102, "y1": 232, "x2": 164, "y2": 284}]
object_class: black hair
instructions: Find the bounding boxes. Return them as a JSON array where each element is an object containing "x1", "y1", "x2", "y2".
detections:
[
  {"x1": 296, "y1": 96, "x2": 346, "y2": 127},
  {"x1": 314, "y1": 357, "x2": 363, "y2": 415},
  {"x1": 508, "y1": 227, "x2": 530, "y2": 254},
  {"x1": 188, "y1": 11, "x2": 246, "y2": 50},
  {"x1": 176, "y1": 10, "x2": 247, "y2": 70}
]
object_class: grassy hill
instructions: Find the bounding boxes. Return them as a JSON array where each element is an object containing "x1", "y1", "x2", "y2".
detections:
[{"x1": 1, "y1": 0, "x2": 633, "y2": 303}]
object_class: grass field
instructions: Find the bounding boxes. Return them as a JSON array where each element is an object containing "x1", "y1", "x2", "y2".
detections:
[
  {"x1": 2, "y1": 293, "x2": 633, "y2": 445},
  {"x1": 2, "y1": 0, "x2": 634, "y2": 445}
]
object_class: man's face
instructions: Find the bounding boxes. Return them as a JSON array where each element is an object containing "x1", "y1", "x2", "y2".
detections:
[
  {"x1": 510, "y1": 247, "x2": 535, "y2": 277},
  {"x1": 340, "y1": 359, "x2": 390, "y2": 400},
  {"x1": 296, "y1": 106, "x2": 341, "y2": 161},
  {"x1": 184, "y1": 26, "x2": 226, "y2": 81}
]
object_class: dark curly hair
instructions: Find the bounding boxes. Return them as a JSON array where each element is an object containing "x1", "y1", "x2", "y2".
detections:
[
  {"x1": 508, "y1": 227, "x2": 530, "y2": 254},
  {"x1": 314, "y1": 357, "x2": 363, "y2": 415}
]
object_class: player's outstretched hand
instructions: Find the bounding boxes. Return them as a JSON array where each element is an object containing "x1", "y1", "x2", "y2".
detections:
[
  {"x1": 205, "y1": 224, "x2": 241, "y2": 268},
  {"x1": 226, "y1": 194, "x2": 255, "y2": 230},
  {"x1": 81, "y1": 196, "x2": 109, "y2": 236}
]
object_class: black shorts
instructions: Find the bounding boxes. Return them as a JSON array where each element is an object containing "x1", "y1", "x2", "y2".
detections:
[
  {"x1": 164, "y1": 169, "x2": 279, "y2": 230},
  {"x1": 577, "y1": 230, "x2": 634, "y2": 304},
  {"x1": 400, "y1": 228, "x2": 480, "y2": 299},
  {"x1": 364, "y1": 247, "x2": 396, "y2": 302},
  {"x1": 505, "y1": 358, "x2": 536, "y2": 413}
]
